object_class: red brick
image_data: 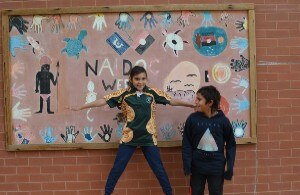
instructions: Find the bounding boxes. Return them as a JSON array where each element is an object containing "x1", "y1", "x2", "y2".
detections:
[
  {"x1": 0, "y1": 167, "x2": 16, "y2": 174},
  {"x1": 282, "y1": 157, "x2": 300, "y2": 166},
  {"x1": 23, "y1": 1, "x2": 47, "y2": 8},
  {"x1": 280, "y1": 124, "x2": 300, "y2": 132},
  {"x1": 280, "y1": 107, "x2": 300, "y2": 116},
  {"x1": 53, "y1": 157, "x2": 76, "y2": 165},
  {"x1": 280, "y1": 140, "x2": 300, "y2": 149},
  {"x1": 270, "y1": 182, "x2": 291, "y2": 191},
  {"x1": 277, "y1": 21, "x2": 299, "y2": 29},
  {"x1": 289, "y1": 13, "x2": 300, "y2": 20},
  {"x1": 125, "y1": 171, "x2": 151, "y2": 180},
  {"x1": 292, "y1": 182, "x2": 300, "y2": 190},
  {"x1": 280, "y1": 90, "x2": 300, "y2": 98},
  {"x1": 66, "y1": 182, "x2": 91, "y2": 190},
  {"x1": 266, "y1": 13, "x2": 289, "y2": 21},
  {"x1": 290, "y1": 30, "x2": 300, "y2": 37},
  {"x1": 96, "y1": 0, "x2": 119, "y2": 6},
  {"x1": 145, "y1": 0, "x2": 169, "y2": 4},
  {"x1": 233, "y1": 175, "x2": 256, "y2": 185},
  {"x1": 267, "y1": 47, "x2": 290, "y2": 55},
  {"x1": 277, "y1": 56, "x2": 300, "y2": 63},
  {"x1": 256, "y1": 5, "x2": 277, "y2": 13},
  {"x1": 256, "y1": 38, "x2": 278, "y2": 47},
  {"x1": 17, "y1": 167, "x2": 40, "y2": 174},
  {"x1": 5, "y1": 158, "x2": 28, "y2": 166},
  {"x1": 47, "y1": 0, "x2": 72, "y2": 8},
  {"x1": 29, "y1": 158, "x2": 53, "y2": 166},
  {"x1": 265, "y1": 0, "x2": 288, "y2": 3},
  {"x1": 54, "y1": 173, "x2": 77, "y2": 181},
  {"x1": 253, "y1": 183, "x2": 269, "y2": 191},
  {"x1": 78, "y1": 173, "x2": 101, "y2": 181},
  {"x1": 258, "y1": 82, "x2": 268, "y2": 91},
  {"x1": 278, "y1": 38, "x2": 300, "y2": 47},
  {"x1": 41, "y1": 166, "x2": 64, "y2": 174},
  {"x1": 0, "y1": 2, "x2": 22, "y2": 9},
  {"x1": 18, "y1": 183, "x2": 42, "y2": 191},
  {"x1": 101, "y1": 155, "x2": 116, "y2": 164},
  {"x1": 77, "y1": 156, "x2": 101, "y2": 164},
  {"x1": 31, "y1": 192, "x2": 53, "y2": 195},
  {"x1": 0, "y1": 184, "x2": 18, "y2": 192},
  {"x1": 291, "y1": 99, "x2": 300, "y2": 106},
  {"x1": 72, "y1": 0, "x2": 96, "y2": 7},
  {"x1": 42, "y1": 182, "x2": 66, "y2": 190},
  {"x1": 257, "y1": 73, "x2": 278, "y2": 82},
  {"x1": 30, "y1": 174, "x2": 53, "y2": 182},
  {"x1": 7, "y1": 193, "x2": 30, "y2": 195},
  {"x1": 6, "y1": 175, "x2": 29, "y2": 183},
  {"x1": 269, "y1": 166, "x2": 293, "y2": 175},
  {"x1": 54, "y1": 191, "x2": 78, "y2": 195},
  {"x1": 266, "y1": 29, "x2": 289, "y2": 38},
  {"x1": 290, "y1": 47, "x2": 300, "y2": 55},
  {"x1": 282, "y1": 174, "x2": 300, "y2": 182},
  {"x1": 90, "y1": 180, "x2": 106, "y2": 190},
  {"x1": 257, "y1": 174, "x2": 281, "y2": 183},
  {"x1": 127, "y1": 188, "x2": 151, "y2": 195},
  {"x1": 256, "y1": 30, "x2": 267, "y2": 38},
  {"x1": 268, "y1": 99, "x2": 292, "y2": 107},
  {"x1": 269, "y1": 149, "x2": 291, "y2": 158},
  {"x1": 224, "y1": 184, "x2": 246, "y2": 193},
  {"x1": 258, "y1": 158, "x2": 281, "y2": 167}
]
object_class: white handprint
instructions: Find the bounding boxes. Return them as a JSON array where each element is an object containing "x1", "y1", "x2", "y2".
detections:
[
  {"x1": 30, "y1": 15, "x2": 47, "y2": 33},
  {"x1": 11, "y1": 61, "x2": 25, "y2": 79},
  {"x1": 232, "y1": 75, "x2": 249, "y2": 94},
  {"x1": 11, "y1": 83, "x2": 27, "y2": 99},
  {"x1": 67, "y1": 15, "x2": 80, "y2": 30},
  {"x1": 89, "y1": 14, "x2": 107, "y2": 31},
  {"x1": 12, "y1": 101, "x2": 31, "y2": 121}
]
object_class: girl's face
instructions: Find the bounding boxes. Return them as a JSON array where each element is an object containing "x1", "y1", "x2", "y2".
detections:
[
  {"x1": 195, "y1": 93, "x2": 213, "y2": 114},
  {"x1": 130, "y1": 72, "x2": 147, "y2": 92}
]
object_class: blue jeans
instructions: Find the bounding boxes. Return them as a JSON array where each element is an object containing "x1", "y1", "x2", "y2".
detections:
[{"x1": 105, "y1": 144, "x2": 173, "y2": 195}]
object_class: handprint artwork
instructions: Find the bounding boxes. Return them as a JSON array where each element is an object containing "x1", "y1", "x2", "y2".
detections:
[
  {"x1": 6, "y1": 10, "x2": 253, "y2": 146},
  {"x1": 90, "y1": 13, "x2": 107, "y2": 31}
]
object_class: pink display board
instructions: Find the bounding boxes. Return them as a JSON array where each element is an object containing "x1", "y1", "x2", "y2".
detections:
[{"x1": 2, "y1": 4, "x2": 257, "y2": 150}]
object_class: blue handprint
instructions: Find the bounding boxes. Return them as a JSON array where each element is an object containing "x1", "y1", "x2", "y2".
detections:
[
  {"x1": 10, "y1": 35, "x2": 28, "y2": 57},
  {"x1": 115, "y1": 12, "x2": 134, "y2": 31},
  {"x1": 232, "y1": 75, "x2": 249, "y2": 94},
  {"x1": 230, "y1": 37, "x2": 248, "y2": 54},
  {"x1": 40, "y1": 126, "x2": 57, "y2": 144},
  {"x1": 232, "y1": 95, "x2": 249, "y2": 114},
  {"x1": 81, "y1": 126, "x2": 97, "y2": 143},
  {"x1": 201, "y1": 11, "x2": 215, "y2": 27},
  {"x1": 160, "y1": 12, "x2": 173, "y2": 29},
  {"x1": 140, "y1": 12, "x2": 157, "y2": 29},
  {"x1": 160, "y1": 124, "x2": 175, "y2": 140}
]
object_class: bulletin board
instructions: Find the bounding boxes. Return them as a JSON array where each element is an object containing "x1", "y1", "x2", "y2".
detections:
[{"x1": 2, "y1": 4, "x2": 257, "y2": 151}]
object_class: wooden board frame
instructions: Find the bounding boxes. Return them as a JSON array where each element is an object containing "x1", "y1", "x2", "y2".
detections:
[{"x1": 2, "y1": 4, "x2": 257, "y2": 151}]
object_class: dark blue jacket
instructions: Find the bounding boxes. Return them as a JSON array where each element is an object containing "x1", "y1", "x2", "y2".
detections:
[{"x1": 182, "y1": 110, "x2": 236, "y2": 176}]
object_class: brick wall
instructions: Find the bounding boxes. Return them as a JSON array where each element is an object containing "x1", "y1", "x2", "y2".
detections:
[{"x1": 0, "y1": 0, "x2": 299, "y2": 194}]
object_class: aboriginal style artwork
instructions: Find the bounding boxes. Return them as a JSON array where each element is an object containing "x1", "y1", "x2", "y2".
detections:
[{"x1": 4, "y1": 6, "x2": 254, "y2": 149}]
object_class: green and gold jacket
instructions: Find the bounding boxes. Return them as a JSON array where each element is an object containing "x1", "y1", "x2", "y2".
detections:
[{"x1": 104, "y1": 86, "x2": 171, "y2": 146}]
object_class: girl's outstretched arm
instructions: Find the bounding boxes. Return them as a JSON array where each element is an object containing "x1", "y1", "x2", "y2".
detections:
[
  {"x1": 69, "y1": 98, "x2": 107, "y2": 111},
  {"x1": 169, "y1": 99, "x2": 195, "y2": 108}
]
